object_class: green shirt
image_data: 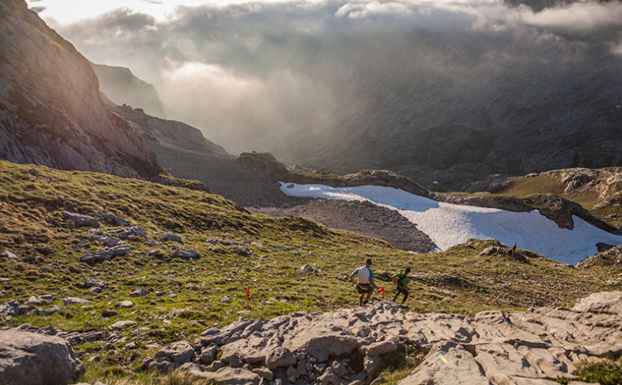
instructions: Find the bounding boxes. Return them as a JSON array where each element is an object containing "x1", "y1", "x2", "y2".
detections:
[{"x1": 394, "y1": 272, "x2": 409, "y2": 289}]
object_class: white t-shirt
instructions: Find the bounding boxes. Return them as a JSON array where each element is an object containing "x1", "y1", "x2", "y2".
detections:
[{"x1": 352, "y1": 266, "x2": 374, "y2": 284}]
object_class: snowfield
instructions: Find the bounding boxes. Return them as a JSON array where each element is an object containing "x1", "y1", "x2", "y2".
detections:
[{"x1": 280, "y1": 182, "x2": 622, "y2": 265}]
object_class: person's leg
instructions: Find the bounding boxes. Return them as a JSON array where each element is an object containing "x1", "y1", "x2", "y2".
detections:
[
  {"x1": 364, "y1": 288, "x2": 373, "y2": 304},
  {"x1": 359, "y1": 293, "x2": 365, "y2": 305},
  {"x1": 392, "y1": 291, "x2": 399, "y2": 302},
  {"x1": 401, "y1": 289, "x2": 409, "y2": 304}
]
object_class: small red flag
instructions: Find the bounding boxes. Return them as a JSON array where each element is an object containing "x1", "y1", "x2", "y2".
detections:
[
  {"x1": 580, "y1": 273, "x2": 583, "y2": 277},
  {"x1": 246, "y1": 287, "x2": 250, "y2": 297},
  {"x1": 380, "y1": 287, "x2": 385, "y2": 293},
  {"x1": 490, "y1": 298, "x2": 493, "y2": 303},
  {"x1": 598, "y1": 287, "x2": 601, "y2": 290}
]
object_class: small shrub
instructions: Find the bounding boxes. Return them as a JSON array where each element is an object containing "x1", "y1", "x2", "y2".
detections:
[{"x1": 574, "y1": 358, "x2": 622, "y2": 385}]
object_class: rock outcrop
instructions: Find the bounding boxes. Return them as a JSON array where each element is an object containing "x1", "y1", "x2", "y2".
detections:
[
  {"x1": 91, "y1": 63, "x2": 170, "y2": 119},
  {"x1": 289, "y1": 169, "x2": 431, "y2": 199},
  {"x1": 143, "y1": 291, "x2": 622, "y2": 385},
  {"x1": 0, "y1": 0, "x2": 161, "y2": 178},
  {"x1": 0, "y1": 329, "x2": 85, "y2": 385},
  {"x1": 578, "y1": 245, "x2": 622, "y2": 268}
]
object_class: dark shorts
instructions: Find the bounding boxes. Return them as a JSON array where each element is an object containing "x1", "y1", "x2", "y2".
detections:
[{"x1": 357, "y1": 283, "x2": 373, "y2": 294}]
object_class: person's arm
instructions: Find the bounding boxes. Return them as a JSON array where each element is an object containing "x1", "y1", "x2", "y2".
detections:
[
  {"x1": 370, "y1": 270, "x2": 378, "y2": 289},
  {"x1": 349, "y1": 268, "x2": 359, "y2": 283}
]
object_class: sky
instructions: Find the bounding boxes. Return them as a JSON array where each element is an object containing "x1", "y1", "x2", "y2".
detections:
[
  {"x1": 24, "y1": 0, "x2": 622, "y2": 156},
  {"x1": 25, "y1": 0, "x2": 269, "y2": 24}
]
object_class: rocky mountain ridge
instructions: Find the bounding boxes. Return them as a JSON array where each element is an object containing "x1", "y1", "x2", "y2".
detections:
[
  {"x1": 91, "y1": 63, "x2": 171, "y2": 119},
  {"x1": 0, "y1": 0, "x2": 161, "y2": 179}
]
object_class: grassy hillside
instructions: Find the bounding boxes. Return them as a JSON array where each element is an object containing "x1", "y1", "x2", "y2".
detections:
[
  {"x1": 0, "y1": 161, "x2": 619, "y2": 383},
  {"x1": 491, "y1": 168, "x2": 622, "y2": 230}
]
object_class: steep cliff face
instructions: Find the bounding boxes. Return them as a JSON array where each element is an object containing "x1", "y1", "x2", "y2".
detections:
[
  {"x1": 91, "y1": 63, "x2": 171, "y2": 119},
  {"x1": 0, "y1": 0, "x2": 161, "y2": 178}
]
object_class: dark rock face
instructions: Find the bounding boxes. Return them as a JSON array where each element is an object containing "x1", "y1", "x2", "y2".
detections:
[
  {"x1": 0, "y1": 0, "x2": 161, "y2": 178},
  {"x1": 289, "y1": 169, "x2": 431, "y2": 199},
  {"x1": 0, "y1": 329, "x2": 85, "y2": 385},
  {"x1": 91, "y1": 63, "x2": 170, "y2": 119}
]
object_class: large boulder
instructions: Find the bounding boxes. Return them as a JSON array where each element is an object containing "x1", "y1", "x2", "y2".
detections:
[
  {"x1": 265, "y1": 347, "x2": 296, "y2": 370},
  {"x1": 572, "y1": 291, "x2": 622, "y2": 316},
  {"x1": 184, "y1": 364, "x2": 261, "y2": 385},
  {"x1": 282, "y1": 326, "x2": 363, "y2": 362},
  {"x1": 156, "y1": 341, "x2": 195, "y2": 364},
  {"x1": 0, "y1": 329, "x2": 85, "y2": 385},
  {"x1": 62, "y1": 212, "x2": 99, "y2": 228}
]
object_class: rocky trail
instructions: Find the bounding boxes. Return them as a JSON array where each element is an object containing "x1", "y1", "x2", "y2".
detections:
[{"x1": 2, "y1": 291, "x2": 621, "y2": 385}]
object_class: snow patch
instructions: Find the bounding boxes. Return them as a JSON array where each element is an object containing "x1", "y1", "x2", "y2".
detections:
[{"x1": 280, "y1": 182, "x2": 622, "y2": 265}]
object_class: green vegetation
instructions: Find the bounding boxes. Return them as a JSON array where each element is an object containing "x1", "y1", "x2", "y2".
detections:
[
  {"x1": 0, "y1": 161, "x2": 620, "y2": 383},
  {"x1": 492, "y1": 169, "x2": 622, "y2": 229},
  {"x1": 574, "y1": 358, "x2": 622, "y2": 385},
  {"x1": 377, "y1": 343, "x2": 426, "y2": 384}
]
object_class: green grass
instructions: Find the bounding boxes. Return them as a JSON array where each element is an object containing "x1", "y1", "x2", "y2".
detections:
[
  {"x1": 0, "y1": 160, "x2": 620, "y2": 383},
  {"x1": 491, "y1": 169, "x2": 622, "y2": 229},
  {"x1": 574, "y1": 358, "x2": 622, "y2": 385}
]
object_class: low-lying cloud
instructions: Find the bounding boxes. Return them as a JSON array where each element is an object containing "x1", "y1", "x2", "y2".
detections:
[{"x1": 51, "y1": 0, "x2": 622, "y2": 155}]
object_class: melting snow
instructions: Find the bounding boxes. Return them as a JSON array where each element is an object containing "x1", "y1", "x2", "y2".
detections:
[{"x1": 280, "y1": 182, "x2": 622, "y2": 265}]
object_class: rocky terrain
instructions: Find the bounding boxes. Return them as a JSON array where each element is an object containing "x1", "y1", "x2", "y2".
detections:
[
  {"x1": 469, "y1": 167, "x2": 622, "y2": 233},
  {"x1": 0, "y1": 0, "x2": 161, "y2": 179},
  {"x1": 254, "y1": 199, "x2": 437, "y2": 253},
  {"x1": 0, "y1": 161, "x2": 620, "y2": 384},
  {"x1": 2, "y1": 291, "x2": 622, "y2": 385},
  {"x1": 91, "y1": 63, "x2": 171, "y2": 119}
]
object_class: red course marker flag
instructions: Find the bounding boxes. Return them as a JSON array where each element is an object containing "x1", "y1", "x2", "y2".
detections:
[
  {"x1": 246, "y1": 287, "x2": 250, "y2": 298},
  {"x1": 380, "y1": 287, "x2": 385, "y2": 294},
  {"x1": 490, "y1": 298, "x2": 493, "y2": 303},
  {"x1": 598, "y1": 287, "x2": 601, "y2": 290}
]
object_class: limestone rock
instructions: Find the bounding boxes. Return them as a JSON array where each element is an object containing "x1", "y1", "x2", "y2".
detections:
[
  {"x1": 201, "y1": 346, "x2": 217, "y2": 364},
  {"x1": 0, "y1": 329, "x2": 85, "y2": 385},
  {"x1": 109, "y1": 320, "x2": 137, "y2": 329},
  {"x1": 572, "y1": 290, "x2": 622, "y2": 316},
  {"x1": 102, "y1": 214, "x2": 130, "y2": 226},
  {"x1": 63, "y1": 212, "x2": 100, "y2": 228},
  {"x1": 265, "y1": 347, "x2": 297, "y2": 370},
  {"x1": 119, "y1": 300, "x2": 134, "y2": 308},
  {"x1": 62, "y1": 297, "x2": 92, "y2": 305},
  {"x1": 156, "y1": 341, "x2": 195, "y2": 364},
  {"x1": 172, "y1": 248, "x2": 199, "y2": 260},
  {"x1": 399, "y1": 342, "x2": 490, "y2": 385},
  {"x1": 282, "y1": 325, "x2": 363, "y2": 362},
  {"x1": 0, "y1": 250, "x2": 19, "y2": 260},
  {"x1": 189, "y1": 366, "x2": 261, "y2": 385},
  {"x1": 130, "y1": 288, "x2": 149, "y2": 297},
  {"x1": 364, "y1": 337, "x2": 399, "y2": 357}
]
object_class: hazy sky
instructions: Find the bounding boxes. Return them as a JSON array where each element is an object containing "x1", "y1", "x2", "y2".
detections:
[
  {"x1": 26, "y1": 0, "x2": 253, "y2": 24},
  {"x1": 26, "y1": 0, "x2": 622, "y2": 156}
]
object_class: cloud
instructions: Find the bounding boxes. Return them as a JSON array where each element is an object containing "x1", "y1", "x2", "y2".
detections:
[{"x1": 50, "y1": 0, "x2": 622, "y2": 154}]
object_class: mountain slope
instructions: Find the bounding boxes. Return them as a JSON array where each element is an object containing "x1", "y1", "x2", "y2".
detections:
[
  {"x1": 0, "y1": 161, "x2": 619, "y2": 383},
  {"x1": 0, "y1": 0, "x2": 161, "y2": 178},
  {"x1": 479, "y1": 167, "x2": 622, "y2": 231},
  {"x1": 91, "y1": 63, "x2": 171, "y2": 119}
]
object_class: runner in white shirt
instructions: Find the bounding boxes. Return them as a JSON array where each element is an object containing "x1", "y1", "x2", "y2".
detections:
[{"x1": 349, "y1": 258, "x2": 378, "y2": 306}]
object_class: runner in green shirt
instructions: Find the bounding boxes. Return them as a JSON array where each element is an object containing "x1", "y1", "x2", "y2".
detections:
[{"x1": 392, "y1": 267, "x2": 411, "y2": 304}]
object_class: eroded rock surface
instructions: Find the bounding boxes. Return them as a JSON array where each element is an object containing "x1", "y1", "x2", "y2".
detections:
[
  {"x1": 0, "y1": 329, "x2": 85, "y2": 385},
  {"x1": 157, "y1": 291, "x2": 622, "y2": 385}
]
